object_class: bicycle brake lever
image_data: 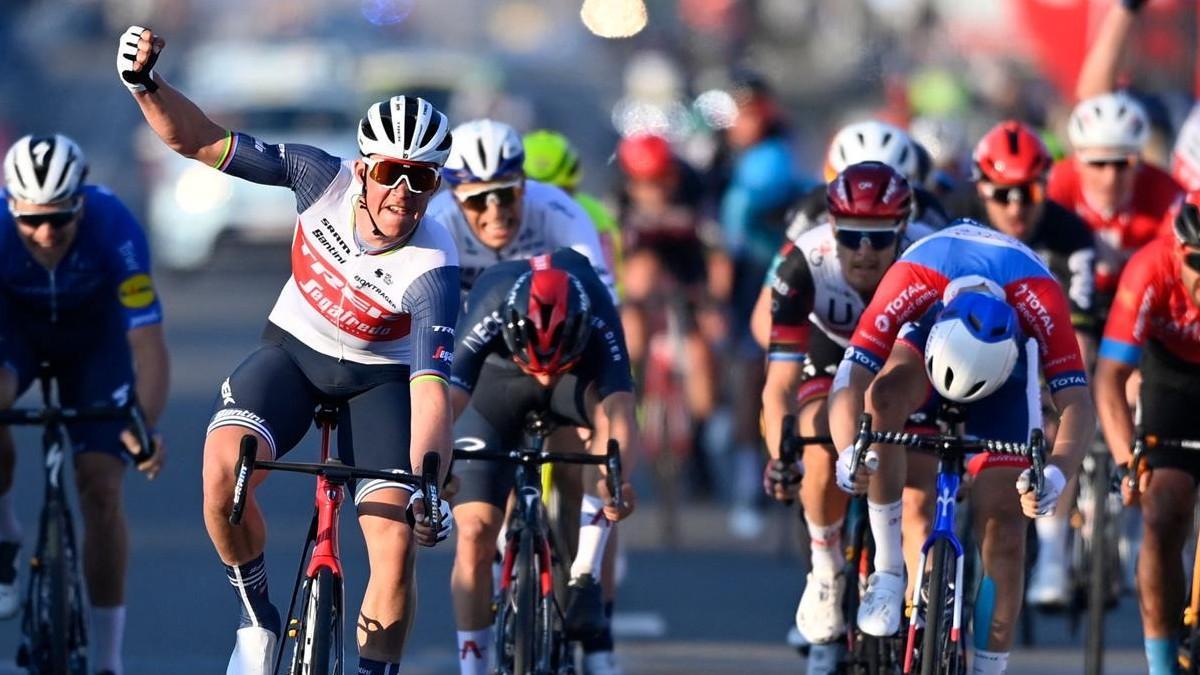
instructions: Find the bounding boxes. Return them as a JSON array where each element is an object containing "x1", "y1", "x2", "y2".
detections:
[
  {"x1": 127, "y1": 403, "x2": 155, "y2": 466},
  {"x1": 229, "y1": 435, "x2": 257, "y2": 526},
  {"x1": 421, "y1": 451, "x2": 442, "y2": 539},
  {"x1": 606, "y1": 439, "x2": 622, "y2": 512}
]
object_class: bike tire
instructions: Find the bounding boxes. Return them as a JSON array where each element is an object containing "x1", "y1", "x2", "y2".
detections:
[
  {"x1": 1084, "y1": 455, "x2": 1110, "y2": 675},
  {"x1": 513, "y1": 527, "x2": 538, "y2": 675},
  {"x1": 920, "y1": 539, "x2": 962, "y2": 675},
  {"x1": 297, "y1": 568, "x2": 338, "y2": 675},
  {"x1": 43, "y1": 501, "x2": 74, "y2": 674}
]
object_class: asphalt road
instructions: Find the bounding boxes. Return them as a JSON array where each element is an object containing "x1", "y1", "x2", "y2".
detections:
[{"x1": 0, "y1": 249, "x2": 1154, "y2": 673}]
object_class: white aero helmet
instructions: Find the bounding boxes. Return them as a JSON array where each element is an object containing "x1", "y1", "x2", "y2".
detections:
[
  {"x1": 1172, "y1": 103, "x2": 1200, "y2": 191},
  {"x1": 826, "y1": 120, "x2": 919, "y2": 182},
  {"x1": 924, "y1": 291, "x2": 1020, "y2": 403},
  {"x1": 357, "y1": 95, "x2": 453, "y2": 165},
  {"x1": 1067, "y1": 92, "x2": 1149, "y2": 155},
  {"x1": 442, "y1": 119, "x2": 525, "y2": 186},
  {"x1": 4, "y1": 134, "x2": 87, "y2": 204}
]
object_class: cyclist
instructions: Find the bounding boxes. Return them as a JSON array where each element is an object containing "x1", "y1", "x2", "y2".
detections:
[
  {"x1": 759, "y1": 162, "x2": 932, "y2": 659},
  {"x1": 118, "y1": 26, "x2": 457, "y2": 675},
  {"x1": 971, "y1": 120, "x2": 1100, "y2": 606},
  {"x1": 0, "y1": 133, "x2": 168, "y2": 675},
  {"x1": 523, "y1": 129, "x2": 624, "y2": 293},
  {"x1": 829, "y1": 220, "x2": 1096, "y2": 674},
  {"x1": 1094, "y1": 194, "x2": 1200, "y2": 675},
  {"x1": 426, "y1": 119, "x2": 615, "y2": 299},
  {"x1": 448, "y1": 247, "x2": 637, "y2": 675}
]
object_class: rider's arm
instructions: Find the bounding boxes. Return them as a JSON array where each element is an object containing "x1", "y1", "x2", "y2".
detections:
[
  {"x1": 403, "y1": 264, "x2": 461, "y2": 484},
  {"x1": 1047, "y1": 383, "x2": 1097, "y2": 479},
  {"x1": 750, "y1": 286, "x2": 772, "y2": 350},
  {"x1": 1075, "y1": 1, "x2": 1142, "y2": 100},
  {"x1": 1094, "y1": 356, "x2": 1137, "y2": 465},
  {"x1": 762, "y1": 360, "x2": 804, "y2": 459},
  {"x1": 828, "y1": 361, "x2": 875, "y2": 451},
  {"x1": 761, "y1": 243, "x2": 814, "y2": 456},
  {"x1": 128, "y1": 324, "x2": 169, "y2": 427},
  {"x1": 592, "y1": 390, "x2": 637, "y2": 475}
]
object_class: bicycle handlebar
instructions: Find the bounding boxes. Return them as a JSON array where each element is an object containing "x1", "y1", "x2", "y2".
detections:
[
  {"x1": 851, "y1": 412, "x2": 1047, "y2": 495},
  {"x1": 0, "y1": 402, "x2": 154, "y2": 467},
  {"x1": 776, "y1": 414, "x2": 832, "y2": 505},
  {"x1": 452, "y1": 441, "x2": 626, "y2": 510},
  {"x1": 1128, "y1": 428, "x2": 1200, "y2": 492}
]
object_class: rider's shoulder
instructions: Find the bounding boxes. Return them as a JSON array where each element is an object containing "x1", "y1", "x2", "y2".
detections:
[{"x1": 525, "y1": 180, "x2": 588, "y2": 223}]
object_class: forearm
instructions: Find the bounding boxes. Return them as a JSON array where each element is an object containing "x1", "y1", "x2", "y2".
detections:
[
  {"x1": 828, "y1": 363, "x2": 871, "y2": 450},
  {"x1": 596, "y1": 392, "x2": 638, "y2": 475},
  {"x1": 410, "y1": 381, "x2": 452, "y2": 484},
  {"x1": 1096, "y1": 373, "x2": 1135, "y2": 465},
  {"x1": 1048, "y1": 391, "x2": 1097, "y2": 478},
  {"x1": 133, "y1": 74, "x2": 228, "y2": 163},
  {"x1": 129, "y1": 326, "x2": 169, "y2": 427},
  {"x1": 761, "y1": 368, "x2": 798, "y2": 459},
  {"x1": 1076, "y1": 3, "x2": 1139, "y2": 100}
]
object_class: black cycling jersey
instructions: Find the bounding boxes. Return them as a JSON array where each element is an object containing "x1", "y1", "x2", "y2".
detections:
[{"x1": 451, "y1": 247, "x2": 633, "y2": 399}]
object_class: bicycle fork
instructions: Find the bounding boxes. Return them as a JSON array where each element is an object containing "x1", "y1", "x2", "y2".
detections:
[{"x1": 904, "y1": 471, "x2": 965, "y2": 674}]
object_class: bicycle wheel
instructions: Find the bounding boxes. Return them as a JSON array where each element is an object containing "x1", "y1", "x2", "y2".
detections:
[
  {"x1": 40, "y1": 500, "x2": 75, "y2": 674},
  {"x1": 1084, "y1": 455, "x2": 1111, "y2": 675},
  {"x1": 294, "y1": 568, "x2": 339, "y2": 675},
  {"x1": 920, "y1": 539, "x2": 963, "y2": 675},
  {"x1": 513, "y1": 527, "x2": 538, "y2": 675}
]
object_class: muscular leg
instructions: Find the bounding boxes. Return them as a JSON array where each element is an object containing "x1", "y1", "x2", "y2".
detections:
[
  {"x1": 797, "y1": 397, "x2": 850, "y2": 528},
  {"x1": 1137, "y1": 468, "x2": 1195, "y2": 639},
  {"x1": 901, "y1": 453, "x2": 937, "y2": 599},
  {"x1": 75, "y1": 453, "x2": 128, "y2": 607},
  {"x1": 201, "y1": 426, "x2": 273, "y2": 565},
  {"x1": 356, "y1": 489, "x2": 419, "y2": 660},
  {"x1": 451, "y1": 502, "x2": 505, "y2": 631},
  {"x1": 971, "y1": 467, "x2": 1030, "y2": 651}
]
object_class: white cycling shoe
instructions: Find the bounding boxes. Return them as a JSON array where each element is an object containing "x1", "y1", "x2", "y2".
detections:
[
  {"x1": 795, "y1": 571, "x2": 845, "y2": 643},
  {"x1": 226, "y1": 626, "x2": 277, "y2": 675},
  {"x1": 0, "y1": 581, "x2": 18, "y2": 620},
  {"x1": 1026, "y1": 553, "x2": 1068, "y2": 607},
  {"x1": 583, "y1": 650, "x2": 623, "y2": 675},
  {"x1": 857, "y1": 571, "x2": 904, "y2": 637}
]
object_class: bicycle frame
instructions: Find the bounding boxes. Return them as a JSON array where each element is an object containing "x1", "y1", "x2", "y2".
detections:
[{"x1": 305, "y1": 409, "x2": 344, "y2": 582}]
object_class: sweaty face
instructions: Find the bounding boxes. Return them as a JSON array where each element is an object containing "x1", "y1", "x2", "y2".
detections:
[
  {"x1": 833, "y1": 220, "x2": 903, "y2": 294},
  {"x1": 1077, "y1": 150, "x2": 1138, "y2": 215},
  {"x1": 455, "y1": 179, "x2": 525, "y2": 250},
  {"x1": 356, "y1": 156, "x2": 438, "y2": 242},
  {"x1": 977, "y1": 182, "x2": 1045, "y2": 242},
  {"x1": 9, "y1": 196, "x2": 82, "y2": 252}
]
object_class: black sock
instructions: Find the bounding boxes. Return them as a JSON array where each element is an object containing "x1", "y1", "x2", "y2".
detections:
[
  {"x1": 224, "y1": 553, "x2": 280, "y2": 635},
  {"x1": 357, "y1": 657, "x2": 400, "y2": 674},
  {"x1": 582, "y1": 601, "x2": 615, "y2": 653}
]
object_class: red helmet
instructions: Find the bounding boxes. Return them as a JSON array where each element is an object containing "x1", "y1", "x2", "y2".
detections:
[
  {"x1": 501, "y1": 263, "x2": 593, "y2": 376},
  {"x1": 972, "y1": 120, "x2": 1051, "y2": 185},
  {"x1": 617, "y1": 134, "x2": 674, "y2": 181},
  {"x1": 826, "y1": 161, "x2": 912, "y2": 222}
]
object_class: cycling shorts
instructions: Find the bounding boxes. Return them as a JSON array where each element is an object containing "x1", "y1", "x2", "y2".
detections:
[
  {"x1": 0, "y1": 320, "x2": 134, "y2": 461},
  {"x1": 453, "y1": 358, "x2": 592, "y2": 509},
  {"x1": 628, "y1": 237, "x2": 708, "y2": 289},
  {"x1": 207, "y1": 323, "x2": 415, "y2": 505},
  {"x1": 1138, "y1": 340, "x2": 1200, "y2": 483}
]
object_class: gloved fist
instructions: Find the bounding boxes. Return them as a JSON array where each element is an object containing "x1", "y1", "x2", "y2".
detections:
[
  {"x1": 836, "y1": 445, "x2": 876, "y2": 495},
  {"x1": 117, "y1": 25, "x2": 164, "y2": 93},
  {"x1": 1016, "y1": 464, "x2": 1067, "y2": 518},
  {"x1": 404, "y1": 488, "x2": 454, "y2": 547},
  {"x1": 762, "y1": 457, "x2": 802, "y2": 502}
]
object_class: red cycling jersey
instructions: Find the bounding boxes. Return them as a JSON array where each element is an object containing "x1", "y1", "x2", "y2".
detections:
[
  {"x1": 1098, "y1": 237, "x2": 1200, "y2": 366},
  {"x1": 1047, "y1": 158, "x2": 1181, "y2": 295}
]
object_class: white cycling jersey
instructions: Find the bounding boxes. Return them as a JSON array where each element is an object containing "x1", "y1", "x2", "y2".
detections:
[{"x1": 426, "y1": 179, "x2": 616, "y2": 298}]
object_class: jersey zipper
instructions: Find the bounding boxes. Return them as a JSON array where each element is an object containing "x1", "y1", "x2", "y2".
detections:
[{"x1": 48, "y1": 268, "x2": 57, "y2": 323}]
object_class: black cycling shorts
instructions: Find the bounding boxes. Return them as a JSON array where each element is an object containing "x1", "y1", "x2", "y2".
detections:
[
  {"x1": 207, "y1": 323, "x2": 414, "y2": 504},
  {"x1": 1138, "y1": 340, "x2": 1200, "y2": 482},
  {"x1": 453, "y1": 358, "x2": 592, "y2": 509}
]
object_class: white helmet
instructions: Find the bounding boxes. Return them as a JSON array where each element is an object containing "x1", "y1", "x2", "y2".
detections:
[
  {"x1": 826, "y1": 120, "x2": 919, "y2": 182},
  {"x1": 357, "y1": 95, "x2": 453, "y2": 165},
  {"x1": 443, "y1": 119, "x2": 525, "y2": 185},
  {"x1": 1067, "y1": 92, "x2": 1149, "y2": 154},
  {"x1": 924, "y1": 291, "x2": 1020, "y2": 403},
  {"x1": 1172, "y1": 103, "x2": 1200, "y2": 191},
  {"x1": 4, "y1": 134, "x2": 87, "y2": 204}
]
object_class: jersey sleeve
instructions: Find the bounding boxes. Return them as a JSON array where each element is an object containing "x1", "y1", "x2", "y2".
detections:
[
  {"x1": 1007, "y1": 277, "x2": 1088, "y2": 391},
  {"x1": 215, "y1": 132, "x2": 342, "y2": 213},
  {"x1": 1098, "y1": 247, "x2": 1158, "y2": 367},
  {"x1": 585, "y1": 286, "x2": 635, "y2": 399},
  {"x1": 549, "y1": 192, "x2": 618, "y2": 303},
  {"x1": 400, "y1": 265, "x2": 460, "y2": 383},
  {"x1": 450, "y1": 265, "x2": 519, "y2": 393},
  {"x1": 767, "y1": 243, "x2": 814, "y2": 361},
  {"x1": 845, "y1": 261, "x2": 947, "y2": 373},
  {"x1": 104, "y1": 193, "x2": 164, "y2": 330}
]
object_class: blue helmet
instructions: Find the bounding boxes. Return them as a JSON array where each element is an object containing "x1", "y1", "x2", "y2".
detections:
[
  {"x1": 442, "y1": 119, "x2": 525, "y2": 186},
  {"x1": 924, "y1": 291, "x2": 1020, "y2": 402}
]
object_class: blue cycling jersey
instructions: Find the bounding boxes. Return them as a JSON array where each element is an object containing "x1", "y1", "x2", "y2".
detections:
[{"x1": 0, "y1": 185, "x2": 162, "y2": 331}]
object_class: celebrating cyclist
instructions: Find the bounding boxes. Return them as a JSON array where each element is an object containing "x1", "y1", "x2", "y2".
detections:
[
  {"x1": 448, "y1": 247, "x2": 637, "y2": 675},
  {"x1": 1095, "y1": 194, "x2": 1200, "y2": 675},
  {"x1": 828, "y1": 220, "x2": 1096, "y2": 674},
  {"x1": 426, "y1": 119, "x2": 615, "y2": 298},
  {"x1": 760, "y1": 162, "x2": 932, "y2": 655},
  {"x1": 0, "y1": 133, "x2": 168, "y2": 675},
  {"x1": 118, "y1": 26, "x2": 457, "y2": 675}
]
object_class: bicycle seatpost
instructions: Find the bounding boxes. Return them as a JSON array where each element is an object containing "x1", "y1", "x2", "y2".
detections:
[
  {"x1": 420, "y1": 451, "x2": 442, "y2": 535},
  {"x1": 229, "y1": 435, "x2": 258, "y2": 526}
]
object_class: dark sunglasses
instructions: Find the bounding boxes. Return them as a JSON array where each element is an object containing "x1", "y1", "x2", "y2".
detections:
[
  {"x1": 1185, "y1": 252, "x2": 1200, "y2": 273},
  {"x1": 834, "y1": 227, "x2": 899, "y2": 250},
  {"x1": 982, "y1": 182, "x2": 1044, "y2": 206},
  {"x1": 12, "y1": 206, "x2": 80, "y2": 230},
  {"x1": 456, "y1": 186, "x2": 520, "y2": 211},
  {"x1": 1083, "y1": 157, "x2": 1135, "y2": 170},
  {"x1": 365, "y1": 159, "x2": 440, "y2": 192}
]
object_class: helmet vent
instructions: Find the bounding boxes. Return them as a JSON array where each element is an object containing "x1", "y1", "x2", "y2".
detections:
[
  {"x1": 943, "y1": 367, "x2": 954, "y2": 390},
  {"x1": 967, "y1": 312, "x2": 982, "y2": 333},
  {"x1": 965, "y1": 381, "x2": 986, "y2": 399}
]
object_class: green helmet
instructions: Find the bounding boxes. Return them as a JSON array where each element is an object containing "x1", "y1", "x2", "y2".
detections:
[{"x1": 522, "y1": 130, "x2": 582, "y2": 190}]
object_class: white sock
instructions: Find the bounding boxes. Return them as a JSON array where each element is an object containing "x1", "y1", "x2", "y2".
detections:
[
  {"x1": 867, "y1": 500, "x2": 903, "y2": 576},
  {"x1": 1035, "y1": 513, "x2": 1069, "y2": 564},
  {"x1": 570, "y1": 495, "x2": 612, "y2": 580},
  {"x1": 0, "y1": 492, "x2": 21, "y2": 542},
  {"x1": 806, "y1": 516, "x2": 845, "y2": 577},
  {"x1": 457, "y1": 629, "x2": 491, "y2": 675},
  {"x1": 971, "y1": 649, "x2": 1009, "y2": 674},
  {"x1": 91, "y1": 605, "x2": 125, "y2": 675}
]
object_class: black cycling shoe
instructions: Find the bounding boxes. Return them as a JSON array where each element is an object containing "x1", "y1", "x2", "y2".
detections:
[{"x1": 564, "y1": 574, "x2": 606, "y2": 638}]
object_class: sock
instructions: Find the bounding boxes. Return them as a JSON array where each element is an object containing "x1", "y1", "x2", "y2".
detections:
[
  {"x1": 225, "y1": 553, "x2": 280, "y2": 635},
  {"x1": 867, "y1": 500, "x2": 903, "y2": 576},
  {"x1": 1034, "y1": 514, "x2": 1068, "y2": 564},
  {"x1": 581, "y1": 601, "x2": 615, "y2": 653},
  {"x1": 571, "y1": 495, "x2": 612, "y2": 580},
  {"x1": 971, "y1": 649, "x2": 1009, "y2": 675},
  {"x1": 357, "y1": 657, "x2": 401, "y2": 674},
  {"x1": 0, "y1": 492, "x2": 21, "y2": 542},
  {"x1": 806, "y1": 516, "x2": 845, "y2": 577},
  {"x1": 91, "y1": 605, "x2": 125, "y2": 675},
  {"x1": 457, "y1": 629, "x2": 491, "y2": 675},
  {"x1": 1144, "y1": 637, "x2": 1178, "y2": 675}
]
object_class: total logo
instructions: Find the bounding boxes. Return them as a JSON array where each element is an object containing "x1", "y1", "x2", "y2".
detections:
[{"x1": 874, "y1": 314, "x2": 890, "y2": 333}]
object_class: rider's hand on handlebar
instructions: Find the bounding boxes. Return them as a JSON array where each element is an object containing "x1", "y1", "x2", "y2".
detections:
[
  {"x1": 835, "y1": 445, "x2": 873, "y2": 495},
  {"x1": 598, "y1": 480, "x2": 635, "y2": 521},
  {"x1": 762, "y1": 458, "x2": 802, "y2": 502},
  {"x1": 1120, "y1": 464, "x2": 1150, "y2": 506},
  {"x1": 121, "y1": 429, "x2": 165, "y2": 480},
  {"x1": 407, "y1": 490, "x2": 453, "y2": 547},
  {"x1": 117, "y1": 26, "x2": 165, "y2": 93},
  {"x1": 1016, "y1": 464, "x2": 1066, "y2": 518}
]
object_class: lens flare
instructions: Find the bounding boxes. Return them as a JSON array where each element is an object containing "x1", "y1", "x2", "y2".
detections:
[
  {"x1": 362, "y1": 0, "x2": 415, "y2": 26},
  {"x1": 580, "y1": 0, "x2": 648, "y2": 38}
]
